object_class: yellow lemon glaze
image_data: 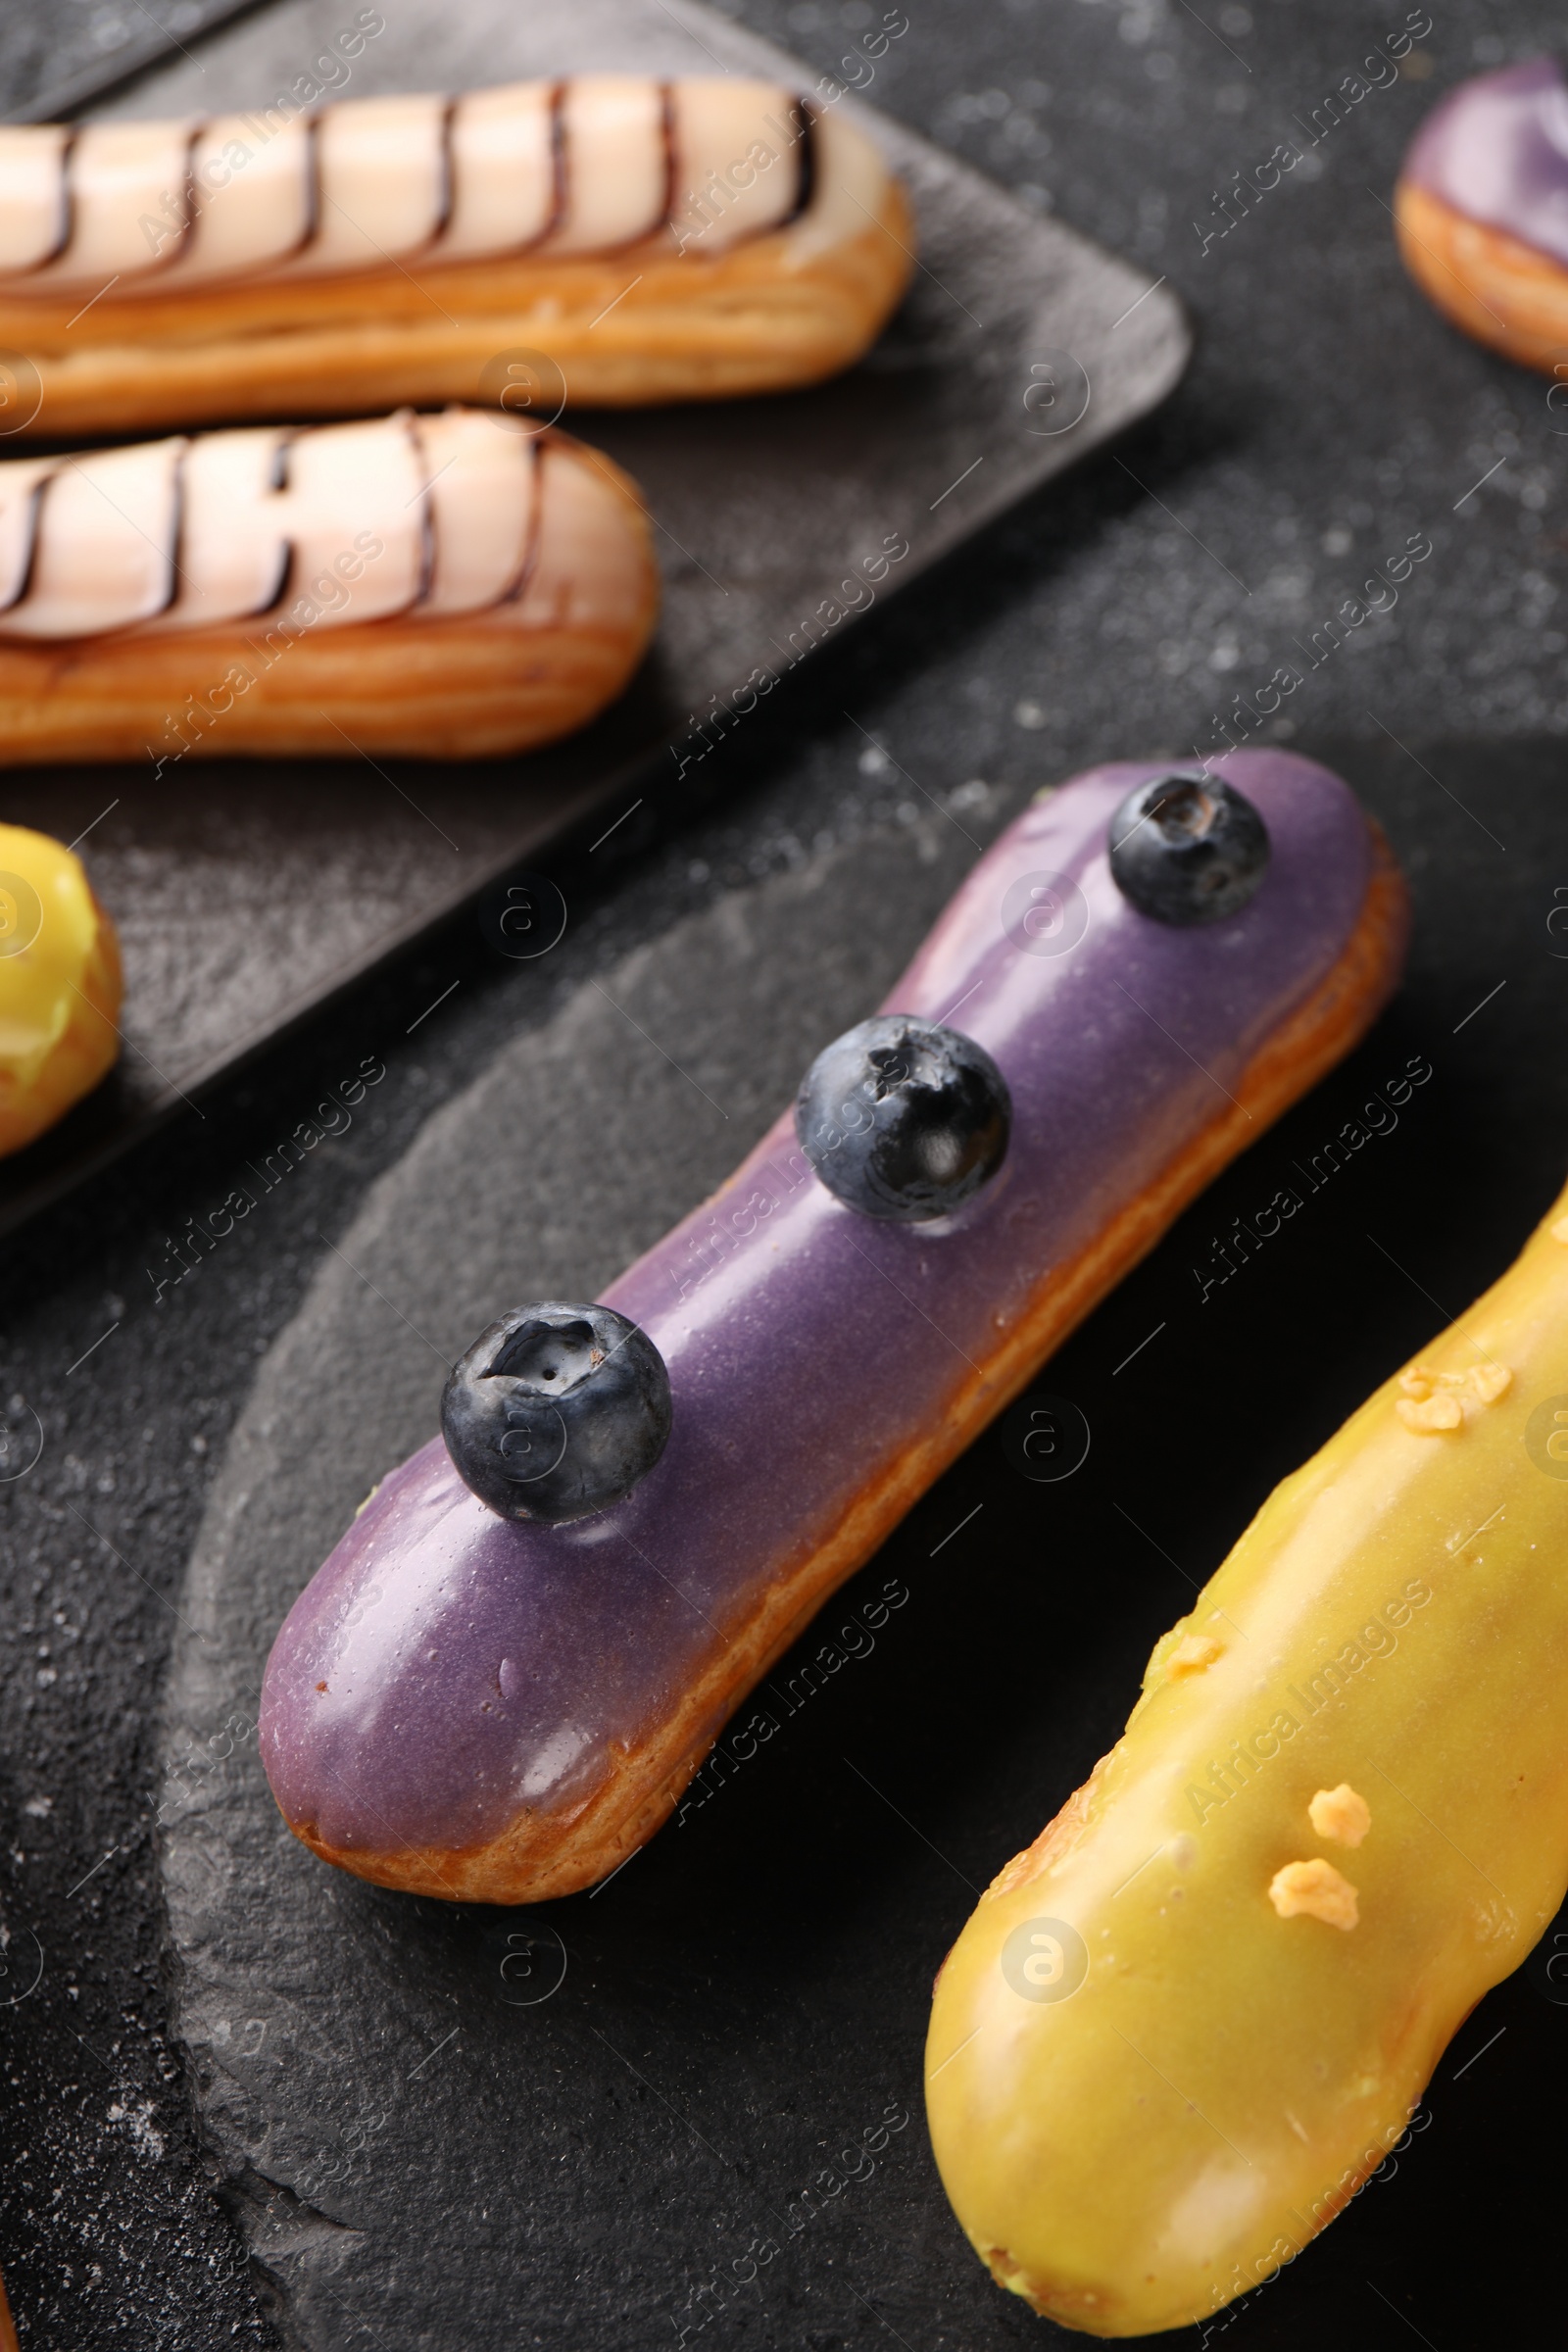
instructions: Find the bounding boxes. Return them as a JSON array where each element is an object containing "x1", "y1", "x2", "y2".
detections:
[
  {"x1": 926, "y1": 1175, "x2": 1568, "y2": 2335},
  {"x1": 0, "y1": 821, "x2": 122, "y2": 1154}
]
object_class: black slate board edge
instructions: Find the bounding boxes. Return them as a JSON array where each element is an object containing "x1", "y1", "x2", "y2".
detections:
[
  {"x1": 2, "y1": 0, "x2": 267, "y2": 123},
  {"x1": 0, "y1": 742, "x2": 651, "y2": 1246}
]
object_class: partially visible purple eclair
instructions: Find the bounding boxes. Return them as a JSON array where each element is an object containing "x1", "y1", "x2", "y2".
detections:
[
  {"x1": 259, "y1": 751, "x2": 1409, "y2": 1903},
  {"x1": 1396, "y1": 56, "x2": 1568, "y2": 371}
]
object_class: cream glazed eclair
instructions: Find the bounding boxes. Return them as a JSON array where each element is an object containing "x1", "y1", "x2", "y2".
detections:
[
  {"x1": 0, "y1": 407, "x2": 658, "y2": 761},
  {"x1": 0, "y1": 74, "x2": 913, "y2": 434},
  {"x1": 258, "y1": 753, "x2": 1410, "y2": 1905}
]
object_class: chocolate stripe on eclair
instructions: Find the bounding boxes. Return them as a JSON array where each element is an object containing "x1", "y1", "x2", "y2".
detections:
[
  {"x1": 255, "y1": 536, "x2": 294, "y2": 617},
  {"x1": 149, "y1": 438, "x2": 191, "y2": 617},
  {"x1": 44, "y1": 126, "x2": 79, "y2": 271},
  {"x1": 302, "y1": 113, "x2": 325, "y2": 261},
  {"x1": 254, "y1": 427, "x2": 300, "y2": 615},
  {"x1": 403, "y1": 410, "x2": 438, "y2": 608},
  {"x1": 428, "y1": 97, "x2": 459, "y2": 251},
  {"x1": 783, "y1": 97, "x2": 817, "y2": 224},
  {"x1": 499, "y1": 432, "x2": 547, "y2": 604},
  {"x1": 0, "y1": 471, "x2": 58, "y2": 613},
  {"x1": 542, "y1": 80, "x2": 569, "y2": 248},
  {"x1": 270, "y1": 112, "x2": 326, "y2": 270},
  {"x1": 657, "y1": 82, "x2": 679, "y2": 235},
  {"x1": 159, "y1": 126, "x2": 204, "y2": 272},
  {"x1": 16, "y1": 125, "x2": 80, "y2": 276}
]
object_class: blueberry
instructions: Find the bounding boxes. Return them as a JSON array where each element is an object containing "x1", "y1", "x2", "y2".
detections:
[
  {"x1": 795, "y1": 1015, "x2": 1011, "y2": 1223},
  {"x1": 1107, "y1": 772, "x2": 1270, "y2": 926},
  {"x1": 441, "y1": 1301, "x2": 671, "y2": 1524}
]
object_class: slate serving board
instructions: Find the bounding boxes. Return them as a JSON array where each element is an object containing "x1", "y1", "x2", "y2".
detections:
[
  {"x1": 160, "y1": 738, "x2": 1568, "y2": 2351},
  {"x1": 0, "y1": 0, "x2": 1190, "y2": 1244}
]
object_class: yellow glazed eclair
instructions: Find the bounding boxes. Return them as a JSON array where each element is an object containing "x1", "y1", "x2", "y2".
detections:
[
  {"x1": 0, "y1": 408, "x2": 658, "y2": 761},
  {"x1": 0, "y1": 821, "x2": 122, "y2": 1155},
  {"x1": 927, "y1": 1175, "x2": 1568, "y2": 2334},
  {"x1": 0, "y1": 74, "x2": 912, "y2": 434}
]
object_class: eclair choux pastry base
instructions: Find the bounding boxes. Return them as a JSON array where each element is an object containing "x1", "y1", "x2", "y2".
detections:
[{"x1": 1396, "y1": 177, "x2": 1568, "y2": 373}]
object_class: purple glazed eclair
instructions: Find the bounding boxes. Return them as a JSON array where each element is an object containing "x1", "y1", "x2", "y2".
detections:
[
  {"x1": 260, "y1": 752, "x2": 1409, "y2": 1903},
  {"x1": 1396, "y1": 57, "x2": 1568, "y2": 371}
]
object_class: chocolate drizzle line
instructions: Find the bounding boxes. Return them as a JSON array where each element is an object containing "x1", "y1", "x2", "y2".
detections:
[
  {"x1": 540, "y1": 81, "x2": 570, "y2": 249},
  {"x1": 430, "y1": 98, "x2": 459, "y2": 249},
  {"x1": 297, "y1": 113, "x2": 324, "y2": 263},
  {"x1": 0, "y1": 470, "x2": 58, "y2": 613},
  {"x1": 257, "y1": 536, "x2": 294, "y2": 616},
  {"x1": 150, "y1": 438, "x2": 191, "y2": 618},
  {"x1": 657, "y1": 83, "x2": 679, "y2": 238},
  {"x1": 783, "y1": 97, "x2": 817, "y2": 225},
  {"x1": 161, "y1": 125, "x2": 204, "y2": 272},
  {"x1": 402, "y1": 410, "x2": 438, "y2": 609},
  {"x1": 258, "y1": 428, "x2": 300, "y2": 614},
  {"x1": 500, "y1": 432, "x2": 547, "y2": 605},
  {"x1": 25, "y1": 124, "x2": 79, "y2": 274},
  {"x1": 52, "y1": 126, "x2": 81, "y2": 270}
]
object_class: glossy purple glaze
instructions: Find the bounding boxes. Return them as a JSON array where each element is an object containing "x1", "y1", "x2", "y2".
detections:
[
  {"x1": 1401, "y1": 57, "x2": 1568, "y2": 267},
  {"x1": 260, "y1": 751, "x2": 1376, "y2": 1860}
]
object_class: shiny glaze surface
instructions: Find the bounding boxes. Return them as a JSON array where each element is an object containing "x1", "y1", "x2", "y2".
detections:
[
  {"x1": 1401, "y1": 56, "x2": 1568, "y2": 267},
  {"x1": 260, "y1": 752, "x2": 1374, "y2": 1861}
]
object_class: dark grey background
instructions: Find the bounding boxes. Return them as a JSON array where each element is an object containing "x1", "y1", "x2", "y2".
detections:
[{"x1": 3, "y1": 2, "x2": 1568, "y2": 2348}]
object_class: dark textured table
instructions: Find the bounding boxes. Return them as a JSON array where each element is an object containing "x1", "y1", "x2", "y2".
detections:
[{"x1": 3, "y1": 3, "x2": 1568, "y2": 2349}]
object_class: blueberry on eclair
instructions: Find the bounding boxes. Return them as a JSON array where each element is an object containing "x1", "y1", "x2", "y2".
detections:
[
  {"x1": 795, "y1": 1015, "x2": 1011, "y2": 1223},
  {"x1": 442, "y1": 1303, "x2": 672, "y2": 1525},
  {"x1": 1107, "y1": 771, "x2": 1270, "y2": 927}
]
